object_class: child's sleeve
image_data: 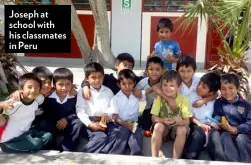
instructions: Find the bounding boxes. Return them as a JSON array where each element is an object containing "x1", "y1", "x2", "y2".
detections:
[
  {"x1": 150, "y1": 96, "x2": 161, "y2": 116},
  {"x1": 173, "y1": 41, "x2": 181, "y2": 56},
  {"x1": 213, "y1": 99, "x2": 223, "y2": 122},
  {"x1": 76, "y1": 89, "x2": 91, "y2": 127},
  {"x1": 180, "y1": 97, "x2": 193, "y2": 118},
  {"x1": 236, "y1": 104, "x2": 251, "y2": 135},
  {"x1": 107, "y1": 96, "x2": 119, "y2": 117}
]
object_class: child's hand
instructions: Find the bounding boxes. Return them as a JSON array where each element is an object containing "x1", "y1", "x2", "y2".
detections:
[
  {"x1": 199, "y1": 123, "x2": 211, "y2": 131},
  {"x1": 89, "y1": 123, "x2": 106, "y2": 132},
  {"x1": 164, "y1": 118, "x2": 175, "y2": 126},
  {"x1": 10, "y1": 90, "x2": 22, "y2": 101},
  {"x1": 1, "y1": 100, "x2": 14, "y2": 111},
  {"x1": 125, "y1": 122, "x2": 134, "y2": 132},
  {"x1": 56, "y1": 118, "x2": 68, "y2": 130},
  {"x1": 82, "y1": 86, "x2": 91, "y2": 100},
  {"x1": 219, "y1": 124, "x2": 238, "y2": 135},
  {"x1": 133, "y1": 88, "x2": 142, "y2": 99},
  {"x1": 99, "y1": 113, "x2": 109, "y2": 128},
  {"x1": 166, "y1": 56, "x2": 176, "y2": 63},
  {"x1": 192, "y1": 99, "x2": 206, "y2": 108},
  {"x1": 148, "y1": 51, "x2": 155, "y2": 59},
  {"x1": 173, "y1": 116, "x2": 184, "y2": 126}
]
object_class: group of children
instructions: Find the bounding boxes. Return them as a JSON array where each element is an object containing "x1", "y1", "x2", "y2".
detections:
[{"x1": 0, "y1": 17, "x2": 250, "y2": 163}]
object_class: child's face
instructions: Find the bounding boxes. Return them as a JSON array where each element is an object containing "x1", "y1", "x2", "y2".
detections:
[
  {"x1": 158, "y1": 27, "x2": 171, "y2": 42},
  {"x1": 146, "y1": 63, "x2": 163, "y2": 82},
  {"x1": 20, "y1": 80, "x2": 41, "y2": 101},
  {"x1": 220, "y1": 82, "x2": 239, "y2": 102},
  {"x1": 118, "y1": 78, "x2": 136, "y2": 96},
  {"x1": 87, "y1": 72, "x2": 104, "y2": 90},
  {"x1": 196, "y1": 81, "x2": 213, "y2": 98},
  {"x1": 39, "y1": 77, "x2": 52, "y2": 96},
  {"x1": 115, "y1": 60, "x2": 133, "y2": 73},
  {"x1": 178, "y1": 65, "x2": 195, "y2": 85},
  {"x1": 55, "y1": 79, "x2": 72, "y2": 98},
  {"x1": 161, "y1": 79, "x2": 180, "y2": 98}
]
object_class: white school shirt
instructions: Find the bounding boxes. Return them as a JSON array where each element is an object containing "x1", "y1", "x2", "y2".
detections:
[
  {"x1": 108, "y1": 90, "x2": 145, "y2": 122},
  {"x1": 76, "y1": 85, "x2": 114, "y2": 127},
  {"x1": 190, "y1": 92, "x2": 215, "y2": 123},
  {"x1": 48, "y1": 91, "x2": 75, "y2": 104},
  {"x1": 1, "y1": 94, "x2": 44, "y2": 143},
  {"x1": 179, "y1": 75, "x2": 200, "y2": 99},
  {"x1": 135, "y1": 77, "x2": 156, "y2": 110}
]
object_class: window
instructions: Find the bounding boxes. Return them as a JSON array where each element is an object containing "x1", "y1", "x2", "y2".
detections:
[
  {"x1": 73, "y1": 0, "x2": 111, "y2": 10},
  {"x1": 144, "y1": 0, "x2": 197, "y2": 12}
]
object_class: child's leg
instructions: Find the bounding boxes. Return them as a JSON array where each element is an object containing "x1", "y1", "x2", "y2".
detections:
[
  {"x1": 172, "y1": 126, "x2": 188, "y2": 159},
  {"x1": 138, "y1": 108, "x2": 152, "y2": 131},
  {"x1": 61, "y1": 118, "x2": 86, "y2": 151},
  {"x1": 221, "y1": 132, "x2": 240, "y2": 162},
  {"x1": 151, "y1": 123, "x2": 166, "y2": 157},
  {"x1": 31, "y1": 129, "x2": 52, "y2": 149},
  {"x1": 0, "y1": 130, "x2": 44, "y2": 153},
  {"x1": 183, "y1": 125, "x2": 205, "y2": 159},
  {"x1": 81, "y1": 125, "x2": 108, "y2": 153},
  {"x1": 235, "y1": 134, "x2": 251, "y2": 163},
  {"x1": 128, "y1": 127, "x2": 144, "y2": 155},
  {"x1": 207, "y1": 128, "x2": 227, "y2": 161},
  {"x1": 101, "y1": 123, "x2": 130, "y2": 154}
]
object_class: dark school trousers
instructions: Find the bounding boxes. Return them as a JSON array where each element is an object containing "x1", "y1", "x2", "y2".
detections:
[
  {"x1": 207, "y1": 128, "x2": 251, "y2": 163},
  {"x1": 183, "y1": 125, "x2": 206, "y2": 159},
  {"x1": 138, "y1": 108, "x2": 152, "y2": 131},
  {"x1": 101, "y1": 123, "x2": 143, "y2": 155},
  {"x1": 0, "y1": 129, "x2": 52, "y2": 153},
  {"x1": 38, "y1": 118, "x2": 86, "y2": 151}
]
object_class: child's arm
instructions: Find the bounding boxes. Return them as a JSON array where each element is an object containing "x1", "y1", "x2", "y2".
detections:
[
  {"x1": 113, "y1": 114, "x2": 134, "y2": 132},
  {"x1": 212, "y1": 99, "x2": 223, "y2": 123},
  {"x1": 0, "y1": 100, "x2": 14, "y2": 113},
  {"x1": 191, "y1": 117, "x2": 211, "y2": 130},
  {"x1": 193, "y1": 93, "x2": 218, "y2": 108}
]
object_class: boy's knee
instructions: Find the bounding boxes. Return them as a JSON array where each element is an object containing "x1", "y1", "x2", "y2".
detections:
[
  {"x1": 236, "y1": 134, "x2": 248, "y2": 144},
  {"x1": 42, "y1": 132, "x2": 53, "y2": 143},
  {"x1": 221, "y1": 132, "x2": 232, "y2": 139},
  {"x1": 153, "y1": 123, "x2": 165, "y2": 134},
  {"x1": 32, "y1": 138, "x2": 43, "y2": 148},
  {"x1": 176, "y1": 126, "x2": 187, "y2": 137}
]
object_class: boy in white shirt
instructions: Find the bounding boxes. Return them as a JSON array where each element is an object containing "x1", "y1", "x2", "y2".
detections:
[
  {"x1": 183, "y1": 72, "x2": 220, "y2": 159},
  {"x1": 76, "y1": 62, "x2": 114, "y2": 153},
  {"x1": 0, "y1": 73, "x2": 52, "y2": 153},
  {"x1": 102, "y1": 69, "x2": 145, "y2": 155},
  {"x1": 176, "y1": 55, "x2": 217, "y2": 107}
]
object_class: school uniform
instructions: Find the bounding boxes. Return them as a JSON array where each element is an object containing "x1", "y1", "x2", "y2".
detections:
[
  {"x1": 76, "y1": 85, "x2": 114, "y2": 153},
  {"x1": 101, "y1": 90, "x2": 145, "y2": 155},
  {"x1": 81, "y1": 73, "x2": 143, "y2": 95},
  {"x1": 0, "y1": 95, "x2": 52, "y2": 153},
  {"x1": 207, "y1": 95, "x2": 251, "y2": 163},
  {"x1": 179, "y1": 75, "x2": 200, "y2": 101},
  {"x1": 136, "y1": 77, "x2": 156, "y2": 130},
  {"x1": 39, "y1": 92, "x2": 84, "y2": 151},
  {"x1": 183, "y1": 93, "x2": 215, "y2": 159}
]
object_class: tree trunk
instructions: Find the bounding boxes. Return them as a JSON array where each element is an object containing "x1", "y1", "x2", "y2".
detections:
[
  {"x1": 89, "y1": 0, "x2": 116, "y2": 69},
  {"x1": 55, "y1": 0, "x2": 91, "y2": 65}
]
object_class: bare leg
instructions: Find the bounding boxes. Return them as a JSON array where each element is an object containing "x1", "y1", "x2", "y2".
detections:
[
  {"x1": 173, "y1": 126, "x2": 187, "y2": 159},
  {"x1": 151, "y1": 123, "x2": 165, "y2": 157}
]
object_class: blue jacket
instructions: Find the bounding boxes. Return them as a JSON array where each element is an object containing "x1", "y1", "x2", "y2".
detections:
[{"x1": 213, "y1": 95, "x2": 251, "y2": 135}]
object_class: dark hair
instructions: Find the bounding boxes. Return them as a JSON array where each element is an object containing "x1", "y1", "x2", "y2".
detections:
[
  {"x1": 117, "y1": 69, "x2": 136, "y2": 84},
  {"x1": 18, "y1": 73, "x2": 42, "y2": 89},
  {"x1": 157, "y1": 18, "x2": 173, "y2": 32},
  {"x1": 115, "y1": 53, "x2": 135, "y2": 68},
  {"x1": 200, "y1": 72, "x2": 221, "y2": 93},
  {"x1": 146, "y1": 56, "x2": 163, "y2": 69},
  {"x1": 176, "y1": 55, "x2": 197, "y2": 71},
  {"x1": 85, "y1": 62, "x2": 104, "y2": 78},
  {"x1": 32, "y1": 66, "x2": 53, "y2": 81},
  {"x1": 220, "y1": 74, "x2": 240, "y2": 88},
  {"x1": 161, "y1": 70, "x2": 182, "y2": 86},
  {"x1": 53, "y1": 68, "x2": 73, "y2": 84}
]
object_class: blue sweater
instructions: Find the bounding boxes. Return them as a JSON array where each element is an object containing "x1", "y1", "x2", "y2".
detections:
[
  {"x1": 213, "y1": 95, "x2": 251, "y2": 135},
  {"x1": 42, "y1": 96, "x2": 77, "y2": 122}
]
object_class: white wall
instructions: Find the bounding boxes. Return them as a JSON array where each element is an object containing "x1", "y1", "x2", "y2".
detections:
[{"x1": 111, "y1": 0, "x2": 142, "y2": 61}]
